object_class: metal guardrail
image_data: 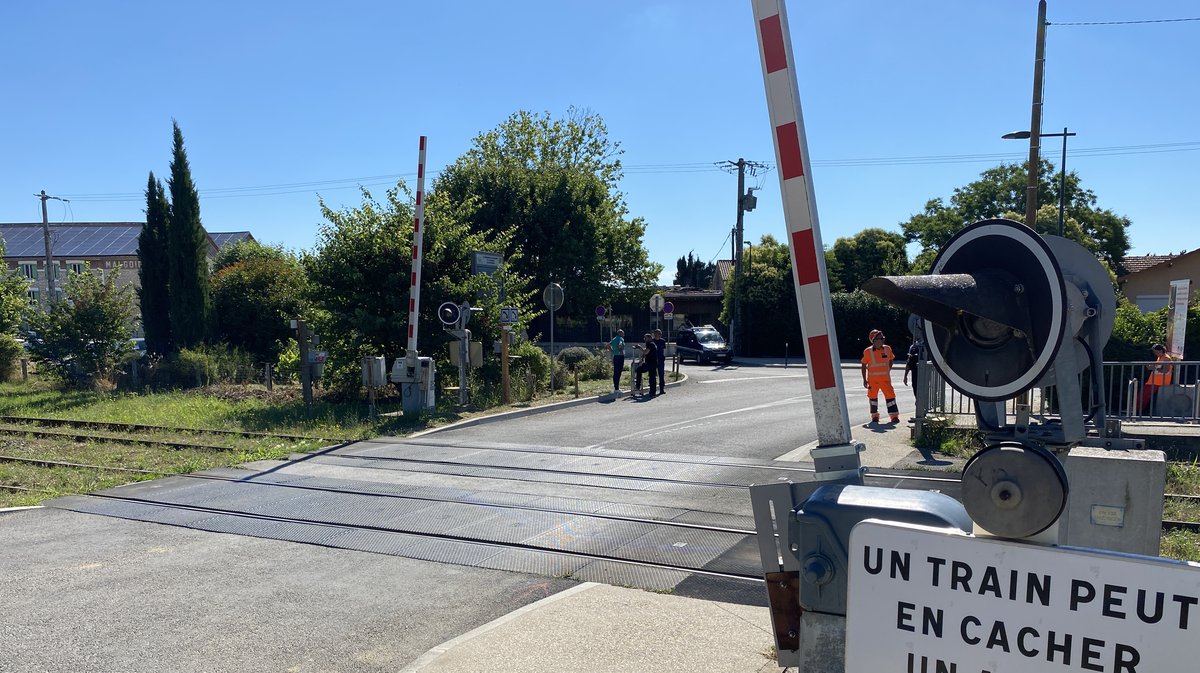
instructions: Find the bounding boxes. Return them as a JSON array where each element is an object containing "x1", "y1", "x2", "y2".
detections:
[{"x1": 919, "y1": 360, "x2": 1200, "y2": 424}]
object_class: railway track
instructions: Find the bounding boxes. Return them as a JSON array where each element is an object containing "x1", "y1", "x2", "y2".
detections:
[{"x1": 0, "y1": 415, "x2": 345, "y2": 444}]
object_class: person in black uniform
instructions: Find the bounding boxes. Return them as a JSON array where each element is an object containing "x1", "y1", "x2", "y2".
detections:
[{"x1": 633, "y1": 332, "x2": 658, "y2": 397}]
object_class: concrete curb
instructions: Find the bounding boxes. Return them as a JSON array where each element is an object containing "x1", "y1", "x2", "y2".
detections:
[
  {"x1": 397, "y1": 582, "x2": 598, "y2": 673},
  {"x1": 411, "y1": 374, "x2": 689, "y2": 438}
]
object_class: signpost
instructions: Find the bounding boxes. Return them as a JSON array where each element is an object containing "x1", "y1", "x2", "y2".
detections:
[
  {"x1": 544, "y1": 283, "x2": 564, "y2": 391},
  {"x1": 649, "y1": 293, "x2": 664, "y2": 329},
  {"x1": 847, "y1": 520, "x2": 1200, "y2": 673},
  {"x1": 1168, "y1": 279, "x2": 1190, "y2": 358},
  {"x1": 499, "y1": 306, "x2": 518, "y2": 405},
  {"x1": 471, "y1": 251, "x2": 503, "y2": 276}
]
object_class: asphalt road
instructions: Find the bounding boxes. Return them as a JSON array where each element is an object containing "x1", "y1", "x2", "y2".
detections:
[
  {"x1": 446, "y1": 361, "x2": 890, "y2": 460},
  {"x1": 0, "y1": 358, "x2": 916, "y2": 673}
]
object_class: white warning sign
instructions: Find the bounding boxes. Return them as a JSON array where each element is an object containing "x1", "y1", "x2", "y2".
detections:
[{"x1": 846, "y1": 520, "x2": 1200, "y2": 673}]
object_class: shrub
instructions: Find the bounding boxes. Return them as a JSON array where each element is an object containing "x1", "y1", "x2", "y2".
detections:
[
  {"x1": 557, "y1": 346, "x2": 593, "y2": 370},
  {"x1": 0, "y1": 333, "x2": 22, "y2": 381},
  {"x1": 576, "y1": 350, "x2": 612, "y2": 381},
  {"x1": 170, "y1": 344, "x2": 257, "y2": 387},
  {"x1": 510, "y1": 339, "x2": 551, "y2": 393}
]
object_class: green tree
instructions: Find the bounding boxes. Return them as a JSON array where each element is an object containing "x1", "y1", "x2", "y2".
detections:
[
  {"x1": 901, "y1": 161, "x2": 1131, "y2": 269},
  {"x1": 827, "y1": 228, "x2": 910, "y2": 292},
  {"x1": 166, "y1": 121, "x2": 212, "y2": 348},
  {"x1": 211, "y1": 250, "x2": 308, "y2": 364},
  {"x1": 673, "y1": 252, "x2": 715, "y2": 288},
  {"x1": 723, "y1": 234, "x2": 909, "y2": 357},
  {"x1": 0, "y1": 233, "x2": 29, "y2": 335},
  {"x1": 24, "y1": 267, "x2": 136, "y2": 387},
  {"x1": 434, "y1": 109, "x2": 662, "y2": 317},
  {"x1": 139, "y1": 172, "x2": 172, "y2": 355},
  {"x1": 304, "y1": 184, "x2": 534, "y2": 394},
  {"x1": 213, "y1": 238, "x2": 293, "y2": 274}
]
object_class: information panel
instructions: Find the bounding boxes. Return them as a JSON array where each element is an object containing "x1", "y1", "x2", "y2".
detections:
[{"x1": 846, "y1": 520, "x2": 1200, "y2": 673}]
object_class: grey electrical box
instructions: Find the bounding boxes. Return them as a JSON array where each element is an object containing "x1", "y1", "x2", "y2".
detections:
[{"x1": 361, "y1": 356, "x2": 387, "y2": 388}]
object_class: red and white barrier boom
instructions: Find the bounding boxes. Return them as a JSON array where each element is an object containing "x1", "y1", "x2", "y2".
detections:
[
  {"x1": 408, "y1": 135, "x2": 428, "y2": 354},
  {"x1": 751, "y1": 0, "x2": 861, "y2": 482},
  {"x1": 392, "y1": 135, "x2": 437, "y2": 414}
]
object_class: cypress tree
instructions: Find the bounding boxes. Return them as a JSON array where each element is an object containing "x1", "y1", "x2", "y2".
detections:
[
  {"x1": 139, "y1": 172, "x2": 173, "y2": 355},
  {"x1": 165, "y1": 121, "x2": 211, "y2": 348}
]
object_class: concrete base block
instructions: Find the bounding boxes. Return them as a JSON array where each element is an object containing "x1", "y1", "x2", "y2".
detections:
[{"x1": 1059, "y1": 446, "x2": 1166, "y2": 556}]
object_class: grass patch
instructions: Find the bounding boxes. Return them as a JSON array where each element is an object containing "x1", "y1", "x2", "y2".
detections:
[
  {"x1": 0, "y1": 432, "x2": 310, "y2": 509},
  {"x1": 913, "y1": 416, "x2": 984, "y2": 458},
  {"x1": 1160, "y1": 530, "x2": 1200, "y2": 563},
  {"x1": 1167, "y1": 460, "x2": 1200, "y2": 495}
]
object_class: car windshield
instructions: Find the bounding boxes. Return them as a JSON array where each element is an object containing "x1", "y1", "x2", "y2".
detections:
[{"x1": 696, "y1": 332, "x2": 724, "y2": 345}]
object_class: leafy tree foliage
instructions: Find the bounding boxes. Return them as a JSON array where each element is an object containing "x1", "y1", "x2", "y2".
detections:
[
  {"x1": 213, "y1": 238, "x2": 293, "y2": 274},
  {"x1": 211, "y1": 248, "x2": 308, "y2": 364},
  {"x1": 723, "y1": 235, "x2": 910, "y2": 357},
  {"x1": 166, "y1": 121, "x2": 212, "y2": 348},
  {"x1": 304, "y1": 184, "x2": 533, "y2": 394},
  {"x1": 673, "y1": 252, "x2": 715, "y2": 288},
  {"x1": 433, "y1": 109, "x2": 662, "y2": 317},
  {"x1": 139, "y1": 172, "x2": 172, "y2": 355},
  {"x1": 0, "y1": 235, "x2": 27, "y2": 335},
  {"x1": 24, "y1": 268, "x2": 136, "y2": 387},
  {"x1": 827, "y1": 228, "x2": 910, "y2": 292},
  {"x1": 901, "y1": 161, "x2": 1131, "y2": 270}
]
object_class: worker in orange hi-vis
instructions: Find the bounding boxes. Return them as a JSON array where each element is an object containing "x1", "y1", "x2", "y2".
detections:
[{"x1": 861, "y1": 329, "x2": 900, "y2": 424}]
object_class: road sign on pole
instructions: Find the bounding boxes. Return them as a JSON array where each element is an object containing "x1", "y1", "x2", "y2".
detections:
[
  {"x1": 846, "y1": 520, "x2": 1200, "y2": 673},
  {"x1": 544, "y1": 283, "x2": 564, "y2": 390},
  {"x1": 649, "y1": 293, "x2": 664, "y2": 313},
  {"x1": 500, "y1": 306, "x2": 519, "y2": 324}
]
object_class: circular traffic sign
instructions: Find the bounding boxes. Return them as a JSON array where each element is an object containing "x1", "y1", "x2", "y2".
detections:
[
  {"x1": 595, "y1": 305, "x2": 606, "y2": 317},
  {"x1": 663, "y1": 301, "x2": 674, "y2": 314},
  {"x1": 649, "y1": 293, "x2": 664, "y2": 313},
  {"x1": 543, "y1": 283, "x2": 564, "y2": 311}
]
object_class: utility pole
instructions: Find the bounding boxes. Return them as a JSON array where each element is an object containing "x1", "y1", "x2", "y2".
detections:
[
  {"x1": 1022, "y1": 0, "x2": 1048, "y2": 230},
  {"x1": 35, "y1": 190, "x2": 68, "y2": 305},
  {"x1": 718, "y1": 159, "x2": 766, "y2": 356}
]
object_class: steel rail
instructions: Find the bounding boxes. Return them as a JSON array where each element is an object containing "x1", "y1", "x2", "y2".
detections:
[
  {"x1": 370, "y1": 437, "x2": 963, "y2": 485},
  {"x1": 0, "y1": 415, "x2": 343, "y2": 443},
  {"x1": 0, "y1": 426, "x2": 241, "y2": 452}
]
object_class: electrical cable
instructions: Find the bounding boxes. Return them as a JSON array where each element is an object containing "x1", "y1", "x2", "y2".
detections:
[{"x1": 1051, "y1": 17, "x2": 1200, "y2": 27}]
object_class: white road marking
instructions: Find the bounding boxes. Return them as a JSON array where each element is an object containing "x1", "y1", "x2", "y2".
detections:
[
  {"x1": 698, "y1": 374, "x2": 807, "y2": 383},
  {"x1": 585, "y1": 396, "x2": 810, "y2": 448}
]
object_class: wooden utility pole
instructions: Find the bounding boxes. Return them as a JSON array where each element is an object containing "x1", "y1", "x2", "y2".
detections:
[
  {"x1": 36, "y1": 190, "x2": 67, "y2": 305},
  {"x1": 1023, "y1": 0, "x2": 1048, "y2": 230},
  {"x1": 294, "y1": 318, "x2": 313, "y2": 411}
]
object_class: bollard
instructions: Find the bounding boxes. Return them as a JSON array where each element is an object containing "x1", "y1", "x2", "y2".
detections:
[
  {"x1": 573, "y1": 368, "x2": 579, "y2": 398},
  {"x1": 21, "y1": 358, "x2": 29, "y2": 382},
  {"x1": 265, "y1": 363, "x2": 273, "y2": 391}
]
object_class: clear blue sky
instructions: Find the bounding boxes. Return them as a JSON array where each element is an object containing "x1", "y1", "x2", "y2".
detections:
[{"x1": 3, "y1": 1, "x2": 1197, "y2": 285}]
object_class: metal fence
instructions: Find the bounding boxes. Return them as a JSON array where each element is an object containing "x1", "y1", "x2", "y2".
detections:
[{"x1": 919, "y1": 360, "x2": 1200, "y2": 424}]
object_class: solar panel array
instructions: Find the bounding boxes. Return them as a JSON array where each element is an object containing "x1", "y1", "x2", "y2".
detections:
[{"x1": 0, "y1": 223, "x2": 241, "y2": 259}]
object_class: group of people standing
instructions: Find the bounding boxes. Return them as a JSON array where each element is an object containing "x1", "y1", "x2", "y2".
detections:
[{"x1": 609, "y1": 328, "x2": 666, "y2": 398}]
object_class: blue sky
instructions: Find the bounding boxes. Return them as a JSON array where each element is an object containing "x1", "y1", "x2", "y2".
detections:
[{"x1": 3, "y1": 1, "x2": 1197, "y2": 285}]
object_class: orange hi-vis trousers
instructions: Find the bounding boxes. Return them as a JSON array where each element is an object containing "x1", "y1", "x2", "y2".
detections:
[{"x1": 867, "y1": 377, "x2": 899, "y2": 421}]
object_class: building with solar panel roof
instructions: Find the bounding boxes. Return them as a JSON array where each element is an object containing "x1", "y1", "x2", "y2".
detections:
[{"x1": 0, "y1": 221, "x2": 253, "y2": 306}]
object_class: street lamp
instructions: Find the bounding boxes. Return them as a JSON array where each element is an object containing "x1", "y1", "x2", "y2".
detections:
[{"x1": 1002, "y1": 127, "x2": 1077, "y2": 237}]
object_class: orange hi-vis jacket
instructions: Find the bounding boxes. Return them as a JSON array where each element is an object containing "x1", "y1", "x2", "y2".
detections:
[
  {"x1": 862, "y1": 344, "x2": 895, "y2": 382},
  {"x1": 1149, "y1": 353, "x2": 1179, "y2": 386}
]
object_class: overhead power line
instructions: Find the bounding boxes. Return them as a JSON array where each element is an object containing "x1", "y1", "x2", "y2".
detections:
[
  {"x1": 54, "y1": 141, "x2": 1200, "y2": 204},
  {"x1": 1051, "y1": 17, "x2": 1200, "y2": 27}
]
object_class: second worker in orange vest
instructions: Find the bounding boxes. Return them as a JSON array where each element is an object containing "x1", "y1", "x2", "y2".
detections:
[{"x1": 861, "y1": 329, "x2": 900, "y2": 423}]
